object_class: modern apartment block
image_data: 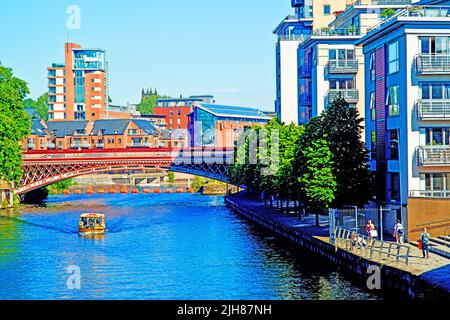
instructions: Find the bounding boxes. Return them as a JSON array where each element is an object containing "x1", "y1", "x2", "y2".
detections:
[
  {"x1": 48, "y1": 43, "x2": 108, "y2": 121},
  {"x1": 274, "y1": 0, "x2": 349, "y2": 125},
  {"x1": 357, "y1": 1, "x2": 450, "y2": 239},
  {"x1": 297, "y1": 0, "x2": 417, "y2": 125}
]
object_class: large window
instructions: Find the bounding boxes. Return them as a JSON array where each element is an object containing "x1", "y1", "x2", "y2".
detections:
[
  {"x1": 386, "y1": 85, "x2": 400, "y2": 116},
  {"x1": 371, "y1": 131, "x2": 377, "y2": 160},
  {"x1": 420, "y1": 36, "x2": 450, "y2": 55},
  {"x1": 329, "y1": 49, "x2": 354, "y2": 61},
  {"x1": 329, "y1": 79, "x2": 355, "y2": 90},
  {"x1": 388, "y1": 173, "x2": 400, "y2": 202},
  {"x1": 370, "y1": 92, "x2": 376, "y2": 120},
  {"x1": 388, "y1": 129, "x2": 399, "y2": 160},
  {"x1": 369, "y1": 52, "x2": 376, "y2": 81},
  {"x1": 388, "y1": 41, "x2": 399, "y2": 74},
  {"x1": 323, "y1": 5, "x2": 331, "y2": 15},
  {"x1": 425, "y1": 128, "x2": 450, "y2": 146},
  {"x1": 421, "y1": 82, "x2": 450, "y2": 100}
]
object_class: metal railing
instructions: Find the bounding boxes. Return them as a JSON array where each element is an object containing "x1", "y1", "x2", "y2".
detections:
[
  {"x1": 334, "y1": 227, "x2": 410, "y2": 265},
  {"x1": 416, "y1": 100, "x2": 450, "y2": 119},
  {"x1": 327, "y1": 89, "x2": 359, "y2": 103},
  {"x1": 70, "y1": 143, "x2": 91, "y2": 149},
  {"x1": 415, "y1": 54, "x2": 450, "y2": 74},
  {"x1": 313, "y1": 27, "x2": 360, "y2": 37},
  {"x1": 327, "y1": 60, "x2": 359, "y2": 74},
  {"x1": 278, "y1": 34, "x2": 308, "y2": 42},
  {"x1": 371, "y1": 0, "x2": 411, "y2": 5},
  {"x1": 417, "y1": 145, "x2": 450, "y2": 165},
  {"x1": 126, "y1": 143, "x2": 152, "y2": 148}
]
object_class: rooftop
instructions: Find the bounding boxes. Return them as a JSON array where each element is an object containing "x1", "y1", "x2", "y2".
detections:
[{"x1": 196, "y1": 104, "x2": 272, "y2": 120}]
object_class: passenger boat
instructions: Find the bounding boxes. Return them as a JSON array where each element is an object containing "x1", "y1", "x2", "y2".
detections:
[{"x1": 78, "y1": 213, "x2": 106, "y2": 235}]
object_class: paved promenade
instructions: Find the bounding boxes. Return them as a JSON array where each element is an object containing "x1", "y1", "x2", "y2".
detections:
[{"x1": 226, "y1": 194, "x2": 450, "y2": 295}]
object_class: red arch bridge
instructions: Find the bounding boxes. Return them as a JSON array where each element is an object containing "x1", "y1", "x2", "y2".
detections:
[{"x1": 18, "y1": 148, "x2": 235, "y2": 194}]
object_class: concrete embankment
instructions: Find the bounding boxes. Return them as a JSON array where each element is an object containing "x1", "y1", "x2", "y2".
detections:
[{"x1": 225, "y1": 195, "x2": 450, "y2": 299}]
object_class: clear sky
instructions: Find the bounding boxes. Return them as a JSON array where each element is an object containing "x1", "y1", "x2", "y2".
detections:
[{"x1": 0, "y1": 0, "x2": 292, "y2": 111}]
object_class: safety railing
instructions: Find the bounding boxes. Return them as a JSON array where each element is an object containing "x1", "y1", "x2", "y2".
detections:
[
  {"x1": 409, "y1": 190, "x2": 450, "y2": 198},
  {"x1": 334, "y1": 227, "x2": 410, "y2": 265},
  {"x1": 327, "y1": 60, "x2": 359, "y2": 74},
  {"x1": 416, "y1": 100, "x2": 450, "y2": 119},
  {"x1": 327, "y1": 89, "x2": 359, "y2": 103},
  {"x1": 415, "y1": 54, "x2": 450, "y2": 74},
  {"x1": 416, "y1": 145, "x2": 450, "y2": 166}
]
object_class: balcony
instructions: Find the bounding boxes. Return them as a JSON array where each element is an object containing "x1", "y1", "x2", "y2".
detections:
[
  {"x1": 298, "y1": 65, "x2": 312, "y2": 78},
  {"x1": 415, "y1": 54, "x2": 450, "y2": 75},
  {"x1": 278, "y1": 34, "x2": 308, "y2": 41},
  {"x1": 410, "y1": 190, "x2": 450, "y2": 198},
  {"x1": 127, "y1": 143, "x2": 152, "y2": 148},
  {"x1": 327, "y1": 60, "x2": 358, "y2": 74},
  {"x1": 416, "y1": 100, "x2": 450, "y2": 119},
  {"x1": 327, "y1": 89, "x2": 359, "y2": 104},
  {"x1": 313, "y1": 28, "x2": 360, "y2": 37},
  {"x1": 27, "y1": 143, "x2": 36, "y2": 150},
  {"x1": 70, "y1": 143, "x2": 91, "y2": 149},
  {"x1": 96, "y1": 143, "x2": 105, "y2": 149},
  {"x1": 371, "y1": 0, "x2": 411, "y2": 5},
  {"x1": 47, "y1": 143, "x2": 56, "y2": 150},
  {"x1": 417, "y1": 146, "x2": 450, "y2": 166}
]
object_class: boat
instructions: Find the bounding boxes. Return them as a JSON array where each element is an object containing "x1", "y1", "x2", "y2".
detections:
[{"x1": 78, "y1": 213, "x2": 106, "y2": 235}]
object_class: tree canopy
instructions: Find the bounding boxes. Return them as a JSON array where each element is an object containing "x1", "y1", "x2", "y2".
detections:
[
  {"x1": 0, "y1": 64, "x2": 32, "y2": 186},
  {"x1": 24, "y1": 92, "x2": 48, "y2": 120},
  {"x1": 136, "y1": 94, "x2": 171, "y2": 115}
]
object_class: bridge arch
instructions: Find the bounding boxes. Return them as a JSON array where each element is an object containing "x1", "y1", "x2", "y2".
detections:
[{"x1": 18, "y1": 148, "x2": 232, "y2": 194}]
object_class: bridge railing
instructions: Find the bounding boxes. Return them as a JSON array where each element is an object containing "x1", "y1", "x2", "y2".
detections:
[{"x1": 22, "y1": 147, "x2": 236, "y2": 165}]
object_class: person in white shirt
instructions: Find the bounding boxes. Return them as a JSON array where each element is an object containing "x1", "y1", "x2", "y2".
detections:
[{"x1": 393, "y1": 219, "x2": 404, "y2": 244}]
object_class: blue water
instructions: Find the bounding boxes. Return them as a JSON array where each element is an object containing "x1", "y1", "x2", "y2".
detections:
[{"x1": 0, "y1": 194, "x2": 379, "y2": 300}]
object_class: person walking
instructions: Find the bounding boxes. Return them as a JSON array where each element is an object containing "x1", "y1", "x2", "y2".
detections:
[
  {"x1": 420, "y1": 227, "x2": 431, "y2": 259},
  {"x1": 393, "y1": 219, "x2": 404, "y2": 244},
  {"x1": 366, "y1": 220, "x2": 376, "y2": 245}
]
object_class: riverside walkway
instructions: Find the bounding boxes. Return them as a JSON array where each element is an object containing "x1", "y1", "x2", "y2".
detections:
[{"x1": 225, "y1": 194, "x2": 450, "y2": 298}]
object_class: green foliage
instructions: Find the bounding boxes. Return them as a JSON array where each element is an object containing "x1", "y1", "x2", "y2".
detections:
[
  {"x1": 168, "y1": 171, "x2": 175, "y2": 183},
  {"x1": 0, "y1": 64, "x2": 32, "y2": 186},
  {"x1": 320, "y1": 94, "x2": 372, "y2": 207},
  {"x1": 136, "y1": 94, "x2": 171, "y2": 115},
  {"x1": 227, "y1": 92, "x2": 372, "y2": 211},
  {"x1": 380, "y1": 8, "x2": 396, "y2": 18},
  {"x1": 46, "y1": 179, "x2": 76, "y2": 194},
  {"x1": 298, "y1": 138, "x2": 336, "y2": 211},
  {"x1": 23, "y1": 93, "x2": 49, "y2": 120}
]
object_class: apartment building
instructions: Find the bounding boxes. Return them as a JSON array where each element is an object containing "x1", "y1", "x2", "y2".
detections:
[
  {"x1": 297, "y1": 0, "x2": 417, "y2": 126},
  {"x1": 47, "y1": 43, "x2": 108, "y2": 121},
  {"x1": 24, "y1": 119, "x2": 159, "y2": 151},
  {"x1": 357, "y1": 0, "x2": 450, "y2": 239},
  {"x1": 274, "y1": 0, "x2": 350, "y2": 125}
]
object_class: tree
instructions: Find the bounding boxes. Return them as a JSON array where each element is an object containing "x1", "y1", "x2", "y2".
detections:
[
  {"x1": 168, "y1": 171, "x2": 175, "y2": 183},
  {"x1": 0, "y1": 64, "x2": 32, "y2": 186},
  {"x1": 321, "y1": 94, "x2": 372, "y2": 208},
  {"x1": 23, "y1": 93, "x2": 48, "y2": 120},
  {"x1": 298, "y1": 138, "x2": 336, "y2": 226},
  {"x1": 136, "y1": 94, "x2": 171, "y2": 115}
]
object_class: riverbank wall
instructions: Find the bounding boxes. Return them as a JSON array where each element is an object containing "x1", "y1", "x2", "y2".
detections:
[{"x1": 225, "y1": 195, "x2": 450, "y2": 299}]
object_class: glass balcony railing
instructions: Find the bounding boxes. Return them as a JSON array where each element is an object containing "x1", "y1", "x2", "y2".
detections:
[
  {"x1": 313, "y1": 28, "x2": 360, "y2": 37},
  {"x1": 327, "y1": 60, "x2": 359, "y2": 74},
  {"x1": 278, "y1": 34, "x2": 308, "y2": 41},
  {"x1": 415, "y1": 54, "x2": 450, "y2": 74},
  {"x1": 416, "y1": 100, "x2": 450, "y2": 119},
  {"x1": 371, "y1": 0, "x2": 411, "y2": 5},
  {"x1": 327, "y1": 89, "x2": 359, "y2": 103},
  {"x1": 417, "y1": 145, "x2": 450, "y2": 166},
  {"x1": 410, "y1": 190, "x2": 450, "y2": 198}
]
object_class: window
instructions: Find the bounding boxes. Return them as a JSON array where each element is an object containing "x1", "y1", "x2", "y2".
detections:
[
  {"x1": 420, "y1": 36, "x2": 450, "y2": 55},
  {"x1": 421, "y1": 82, "x2": 450, "y2": 100},
  {"x1": 386, "y1": 85, "x2": 400, "y2": 116},
  {"x1": 371, "y1": 131, "x2": 377, "y2": 160},
  {"x1": 324, "y1": 5, "x2": 331, "y2": 15},
  {"x1": 370, "y1": 92, "x2": 376, "y2": 120},
  {"x1": 388, "y1": 173, "x2": 400, "y2": 202},
  {"x1": 369, "y1": 52, "x2": 376, "y2": 81},
  {"x1": 425, "y1": 128, "x2": 450, "y2": 146},
  {"x1": 388, "y1": 41, "x2": 399, "y2": 74},
  {"x1": 388, "y1": 129, "x2": 399, "y2": 160}
]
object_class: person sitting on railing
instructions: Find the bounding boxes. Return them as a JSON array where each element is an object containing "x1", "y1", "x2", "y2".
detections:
[{"x1": 351, "y1": 232, "x2": 358, "y2": 251}]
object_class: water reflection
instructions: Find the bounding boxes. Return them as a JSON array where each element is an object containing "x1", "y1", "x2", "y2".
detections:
[{"x1": 0, "y1": 194, "x2": 380, "y2": 300}]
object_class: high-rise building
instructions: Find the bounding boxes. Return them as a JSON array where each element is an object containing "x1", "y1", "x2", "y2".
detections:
[
  {"x1": 47, "y1": 43, "x2": 108, "y2": 121},
  {"x1": 274, "y1": 0, "x2": 348, "y2": 125},
  {"x1": 357, "y1": 1, "x2": 450, "y2": 240}
]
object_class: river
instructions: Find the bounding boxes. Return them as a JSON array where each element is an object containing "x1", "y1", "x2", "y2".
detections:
[{"x1": 0, "y1": 193, "x2": 380, "y2": 300}]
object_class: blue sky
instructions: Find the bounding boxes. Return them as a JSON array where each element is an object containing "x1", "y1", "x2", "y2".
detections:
[{"x1": 0, "y1": 0, "x2": 292, "y2": 111}]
